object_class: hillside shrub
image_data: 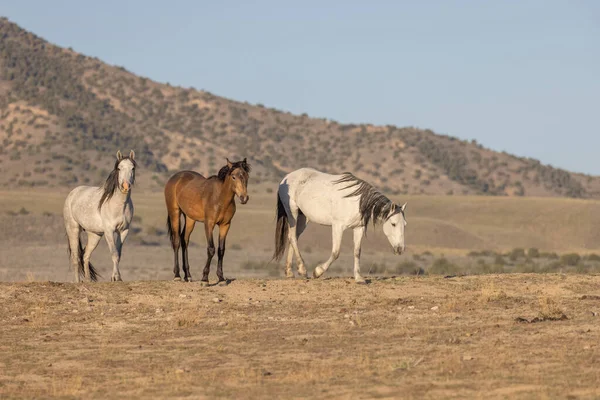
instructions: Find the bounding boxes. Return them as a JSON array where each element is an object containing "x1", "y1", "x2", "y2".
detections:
[{"x1": 560, "y1": 253, "x2": 581, "y2": 266}]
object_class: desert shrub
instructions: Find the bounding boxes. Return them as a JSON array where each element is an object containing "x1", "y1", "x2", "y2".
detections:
[
  {"x1": 478, "y1": 262, "x2": 505, "y2": 274},
  {"x1": 539, "y1": 261, "x2": 562, "y2": 273},
  {"x1": 509, "y1": 248, "x2": 526, "y2": 261},
  {"x1": 575, "y1": 263, "x2": 589, "y2": 274},
  {"x1": 394, "y1": 261, "x2": 424, "y2": 275},
  {"x1": 540, "y1": 252, "x2": 559, "y2": 260},
  {"x1": 585, "y1": 253, "x2": 600, "y2": 262},
  {"x1": 494, "y1": 255, "x2": 506, "y2": 266},
  {"x1": 428, "y1": 257, "x2": 460, "y2": 275},
  {"x1": 368, "y1": 263, "x2": 388, "y2": 274},
  {"x1": 527, "y1": 248, "x2": 540, "y2": 258},
  {"x1": 560, "y1": 253, "x2": 581, "y2": 266}
]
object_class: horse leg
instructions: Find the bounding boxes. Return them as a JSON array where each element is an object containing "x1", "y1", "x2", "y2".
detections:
[
  {"x1": 285, "y1": 213, "x2": 307, "y2": 278},
  {"x1": 83, "y1": 232, "x2": 102, "y2": 282},
  {"x1": 168, "y1": 210, "x2": 182, "y2": 281},
  {"x1": 104, "y1": 231, "x2": 122, "y2": 282},
  {"x1": 181, "y1": 216, "x2": 196, "y2": 282},
  {"x1": 66, "y1": 224, "x2": 82, "y2": 283},
  {"x1": 287, "y1": 205, "x2": 307, "y2": 278},
  {"x1": 313, "y1": 224, "x2": 343, "y2": 279},
  {"x1": 352, "y1": 226, "x2": 366, "y2": 284},
  {"x1": 216, "y1": 223, "x2": 231, "y2": 285},
  {"x1": 285, "y1": 244, "x2": 294, "y2": 278},
  {"x1": 117, "y1": 228, "x2": 129, "y2": 280},
  {"x1": 200, "y1": 221, "x2": 216, "y2": 286}
]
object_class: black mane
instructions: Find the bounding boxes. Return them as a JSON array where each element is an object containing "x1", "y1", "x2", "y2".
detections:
[
  {"x1": 97, "y1": 157, "x2": 136, "y2": 210},
  {"x1": 213, "y1": 159, "x2": 251, "y2": 181},
  {"x1": 334, "y1": 172, "x2": 402, "y2": 228}
]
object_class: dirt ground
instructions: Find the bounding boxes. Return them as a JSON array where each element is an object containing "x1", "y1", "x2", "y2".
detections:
[{"x1": 1, "y1": 274, "x2": 599, "y2": 399}]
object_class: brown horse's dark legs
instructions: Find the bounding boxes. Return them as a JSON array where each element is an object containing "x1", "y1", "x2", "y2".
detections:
[
  {"x1": 201, "y1": 222, "x2": 216, "y2": 283},
  {"x1": 181, "y1": 216, "x2": 196, "y2": 282},
  {"x1": 168, "y1": 212, "x2": 182, "y2": 280},
  {"x1": 217, "y1": 223, "x2": 231, "y2": 282}
]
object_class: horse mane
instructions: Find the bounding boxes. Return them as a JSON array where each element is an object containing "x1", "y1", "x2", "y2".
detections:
[
  {"x1": 214, "y1": 159, "x2": 252, "y2": 181},
  {"x1": 98, "y1": 157, "x2": 136, "y2": 210},
  {"x1": 334, "y1": 172, "x2": 401, "y2": 228}
]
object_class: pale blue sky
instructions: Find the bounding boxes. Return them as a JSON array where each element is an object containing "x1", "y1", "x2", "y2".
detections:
[{"x1": 3, "y1": 1, "x2": 599, "y2": 174}]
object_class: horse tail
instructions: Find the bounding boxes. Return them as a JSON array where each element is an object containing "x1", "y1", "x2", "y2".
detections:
[
  {"x1": 67, "y1": 235, "x2": 99, "y2": 282},
  {"x1": 167, "y1": 215, "x2": 177, "y2": 249},
  {"x1": 273, "y1": 192, "x2": 289, "y2": 261}
]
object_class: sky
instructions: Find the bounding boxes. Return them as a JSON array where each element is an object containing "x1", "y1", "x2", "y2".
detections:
[{"x1": 3, "y1": 1, "x2": 600, "y2": 174}]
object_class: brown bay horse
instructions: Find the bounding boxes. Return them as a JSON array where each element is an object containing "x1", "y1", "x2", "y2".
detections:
[{"x1": 164, "y1": 158, "x2": 250, "y2": 285}]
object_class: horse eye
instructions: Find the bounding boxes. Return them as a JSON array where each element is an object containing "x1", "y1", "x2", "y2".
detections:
[
  {"x1": 391, "y1": 223, "x2": 396, "y2": 227},
  {"x1": 232, "y1": 175, "x2": 236, "y2": 180}
]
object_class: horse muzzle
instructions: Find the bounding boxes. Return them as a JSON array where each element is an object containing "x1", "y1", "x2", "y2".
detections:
[
  {"x1": 120, "y1": 182, "x2": 131, "y2": 194},
  {"x1": 393, "y1": 246, "x2": 405, "y2": 255},
  {"x1": 240, "y1": 195, "x2": 249, "y2": 204}
]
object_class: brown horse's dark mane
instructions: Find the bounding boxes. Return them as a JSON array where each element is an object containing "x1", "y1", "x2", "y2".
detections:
[
  {"x1": 210, "y1": 159, "x2": 251, "y2": 182},
  {"x1": 98, "y1": 157, "x2": 137, "y2": 210}
]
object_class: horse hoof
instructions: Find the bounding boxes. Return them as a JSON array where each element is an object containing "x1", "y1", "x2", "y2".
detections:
[
  {"x1": 185, "y1": 277, "x2": 193, "y2": 283},
  {"x1": 173, "y1": 277, "x2": 182, "y2": 282},
  {"x1": 355, "y1": 278, "x2": 367, "y2": 285},
  {"x1": 218, "y1": 280, "x2": 229, "y2": 287},
  {"x1": 313, "y1": 266, "x2": 324, "y2": 279},
  {"x1": 200, "y1": 281, "x2": 209, "y2": 287}
]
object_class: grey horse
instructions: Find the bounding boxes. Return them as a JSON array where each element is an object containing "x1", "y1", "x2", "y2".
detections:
[{"x1": 63, "y1": 150, "x2": 136, "y2": 282}]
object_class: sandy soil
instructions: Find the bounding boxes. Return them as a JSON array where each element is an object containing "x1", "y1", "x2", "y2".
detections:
[{"x1": 1, "y1": 274, "x2": 599, "y2": 399}]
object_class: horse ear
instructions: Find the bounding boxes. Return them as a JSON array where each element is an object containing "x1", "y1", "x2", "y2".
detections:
[
  {"x1": 129, "y1": 150, "x2": 135, "y2": 160},
  {"x1": 243, "y1": 157, "x2": 247, "y2": 164},
  {"x1": 116, "y1": 150, "x2": 123, "y2": 160},
  {"x1": 226, "y1": 158, "x2": 233, "y2": 168},
  {"x1": 401, "y1": 202, "x2": 407, "y2": 212}
]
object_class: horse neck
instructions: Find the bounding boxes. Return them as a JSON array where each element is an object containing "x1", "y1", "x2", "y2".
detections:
[{"x1": 217, "y1": 177, "x2": 236, "y2": 205}]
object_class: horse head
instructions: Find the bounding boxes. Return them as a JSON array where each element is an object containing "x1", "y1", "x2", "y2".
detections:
[
  {"x1": 224, "y1": 158, "x2": 251, "y2": 204},
  {"x1": 382, "y1": 202, "x2": 407, "y2": 255},
  {"x1": 116, "y1": 150, "x2": 136, "y2": 194}
]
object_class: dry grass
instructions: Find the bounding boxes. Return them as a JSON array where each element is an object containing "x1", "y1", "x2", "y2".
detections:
[{"x1": 1, "y1": 275, "x2": 599, "y2": 399}]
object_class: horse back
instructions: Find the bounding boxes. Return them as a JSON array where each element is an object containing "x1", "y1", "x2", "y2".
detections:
[{"x1": 165, "y1": 170, "x2": 224, "y2": 221}]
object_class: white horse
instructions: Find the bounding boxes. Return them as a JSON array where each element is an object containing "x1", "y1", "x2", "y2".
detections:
[
  {"x1": 63, "y1": 150, "x2": 136, "y2": 282},
  {"x1": 273, "y1": 168, "x2": 407, "y2": 283}
]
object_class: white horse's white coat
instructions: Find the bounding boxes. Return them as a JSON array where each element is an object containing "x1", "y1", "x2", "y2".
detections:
[
  {"x1": 63, "y1": 151, "x2": 136, "y2": 282},
  {"x1": 276, "y1": 168, "x2": 407, "y2": 283}
]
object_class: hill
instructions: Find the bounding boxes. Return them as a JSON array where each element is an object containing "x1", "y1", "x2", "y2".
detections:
[{"x1": 1, "y1": 17, "x2": 599, "y2": 198}]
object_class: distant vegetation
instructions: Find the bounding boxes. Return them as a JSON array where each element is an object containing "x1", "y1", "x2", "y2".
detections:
[
  {"x1": 1, "y1": 17, "x2": 599, "y2": 198},
  {"x1": 362, "y1": 249, "x2": 600, "y2": 277}
]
